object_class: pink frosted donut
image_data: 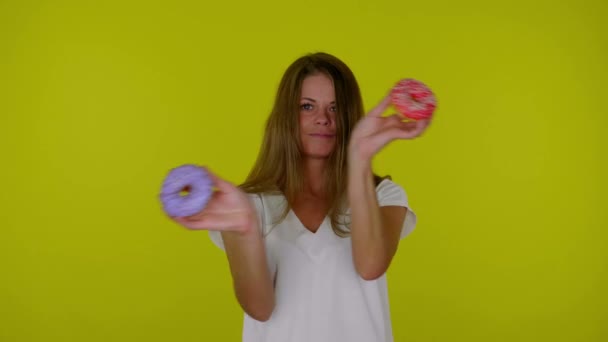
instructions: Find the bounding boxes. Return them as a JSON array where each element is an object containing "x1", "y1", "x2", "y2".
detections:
[{"x1": 390, "y1": 78, "x2": 437, "y2": 120}]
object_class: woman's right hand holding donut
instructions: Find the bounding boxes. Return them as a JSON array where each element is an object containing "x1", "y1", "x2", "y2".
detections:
[
  {"x1": 170, "y1": 168, "x2": 257, "y2": 234},
  {"x1": 172, "y1": 167, "x2": 275, "y2": 320}
]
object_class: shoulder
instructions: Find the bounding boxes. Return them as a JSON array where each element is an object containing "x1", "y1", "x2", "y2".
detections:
[
  {"x1": 375, "y1": 178, "x2": 410, "y2": 207},
  {"x1": 208, "y1": 192, "x2": 284, "y2": 250},
  {"x1": 247, "y1": 191, "x2": 288, "y2": 236},
  {"x1": 247, "y1": 191, "x2": 287, "y2": 212},
  {"x1": 376, "y1": 178, "x2": 418, "y2": 239}
]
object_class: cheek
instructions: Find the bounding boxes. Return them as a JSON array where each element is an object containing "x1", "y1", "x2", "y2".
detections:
[{"x1": 299, "y1": 116, "x2": 314, "y2": 136}]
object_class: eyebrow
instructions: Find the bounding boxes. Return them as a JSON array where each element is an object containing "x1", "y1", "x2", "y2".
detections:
[{"x1": 301, "y1": 97, "x2": 336, "y2": 104}]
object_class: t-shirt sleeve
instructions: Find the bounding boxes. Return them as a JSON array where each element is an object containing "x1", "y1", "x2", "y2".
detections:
[
  {"x1": 376, "y1": 178, "x2": 418, "y2": 239},
  {"x1": 208, "y1": 193, "x2": 265, "y2": 251}
]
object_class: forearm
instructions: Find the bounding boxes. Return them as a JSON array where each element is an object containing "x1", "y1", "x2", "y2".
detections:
[
  {"x1": 221, "y1": 214, "x2": 275, "y2": 321},
  {"x1": 347, "y1": 157, "x2": 390, "y2": 280}
]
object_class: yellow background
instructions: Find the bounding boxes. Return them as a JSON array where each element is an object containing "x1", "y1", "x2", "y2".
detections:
[{"x1": 1, "y1": 0, "x2": 606, "y2": 341}]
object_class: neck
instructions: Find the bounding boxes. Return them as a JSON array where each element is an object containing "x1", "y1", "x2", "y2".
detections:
[{"x1": 301, "y1": 157, "x2": 328, "y2": 198}]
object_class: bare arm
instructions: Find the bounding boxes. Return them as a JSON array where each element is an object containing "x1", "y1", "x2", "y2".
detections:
[
  {"x1": 171, "y1": 169, "x2": 275, "y2": 321},
  {"x1": 221, "y1": 213, "x2": 275, "y2": 321},
  {"x1": 347, "y1": 159, "x2": 407, "y2": 281},
  {"x1": 346, "y1": 94, "x2": 422, "y2": 280}
]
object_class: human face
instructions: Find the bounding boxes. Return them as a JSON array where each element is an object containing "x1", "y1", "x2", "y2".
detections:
[{"x1": 299, "y1": 73, "x2": 337, "y2": 159}]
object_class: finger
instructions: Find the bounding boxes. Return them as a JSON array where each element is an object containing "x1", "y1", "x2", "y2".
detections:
[
  {"x1": 418, "y1": 118, "x2": 432, "y2": 129},
  {"x1": 380, "y1": 114, "x2": 414, "y2": 131},
  {"x1": 175, "y1": 212, "x2": 251, "y2": 231},
  {"x1": 394, "y1": 119, "x2": 430, "y2": 134},
  {"x1": 173, "y1": 215, "x2": 215, "y2": 230},
  {"x1": 395, "y1": 121, "x2": 429, "y2": 139},
  {"x1": 409, "y1": 119, "x2": 430, "y2": 136},
  {"x1": 198, "y1": 212, "x2": 251, "y2": 230},
  {"x1": 370, "y1": 125, "x2": 419, "y2": 148},
  {"x1": 384, "y1": 113, "x2": 407, "y2": 126},
  {"x1": 367, "y1": 94, "x2": 392, "y2": 117},
  {"x1": 369, "y1": 128, "x2": 401, "y2": 151},
  {"x1": 402, "y1": 121, "x2": 418, "y2": 131},
  {"x1": 203, "y1": 167, "x2": 235, "y2": 192}
]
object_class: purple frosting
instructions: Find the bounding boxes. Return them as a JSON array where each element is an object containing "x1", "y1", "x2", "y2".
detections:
[{"x1": 160, "y1": 164, "x2": 213, "y2": 217}]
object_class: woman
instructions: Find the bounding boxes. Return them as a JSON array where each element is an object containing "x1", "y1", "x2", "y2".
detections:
[{"x1": 172, "y1": 52, "x2": 429, "y2": 342}]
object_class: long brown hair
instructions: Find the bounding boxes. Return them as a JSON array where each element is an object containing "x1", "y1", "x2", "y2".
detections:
[{"x1": 239, "y1": 52, "x2": 389, "y2": 237}]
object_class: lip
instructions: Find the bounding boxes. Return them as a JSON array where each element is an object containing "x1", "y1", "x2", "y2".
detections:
[{"x1": 309, "y1": 134, "x2": 335, "y2": 138}]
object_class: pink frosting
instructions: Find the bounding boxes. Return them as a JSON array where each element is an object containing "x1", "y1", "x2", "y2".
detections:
[{"x1": 390, "y1": 79, "x2": 437, "y2": 120}]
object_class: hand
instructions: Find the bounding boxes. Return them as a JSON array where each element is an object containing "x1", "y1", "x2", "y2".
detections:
[
  {"x1": 349, "y1": 94, "x2": 431, "y2": 162},
  {"x1": 169, "y1": 168, "x2": 256, "y2": 234}
]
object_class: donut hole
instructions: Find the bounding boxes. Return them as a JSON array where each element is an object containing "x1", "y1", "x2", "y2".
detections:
[{"x1": 179, "y1": 185, "x2": 192, "y2": 197}]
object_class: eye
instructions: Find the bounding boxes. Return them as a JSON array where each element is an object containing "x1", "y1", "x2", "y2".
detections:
[
  {"x1": 329, "y1": 105, "x2": 337, "y2": 113},
  {"x1": 300, "y1": 103, "x2": 313, "y2": 111}
]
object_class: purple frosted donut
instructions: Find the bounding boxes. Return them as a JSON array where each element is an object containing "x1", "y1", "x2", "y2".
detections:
[{"x1": 160, "y1": 164, "x2": 213, "y2": 217}]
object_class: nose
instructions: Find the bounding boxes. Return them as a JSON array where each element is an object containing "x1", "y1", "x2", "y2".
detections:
[{"x1": 315, "y1": 108, "x2": 332, "y2": 126}]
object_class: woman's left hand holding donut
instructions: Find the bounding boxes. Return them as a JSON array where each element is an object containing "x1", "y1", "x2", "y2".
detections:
[{"x1": 348, "y1": 94, "x2": 431, "y2": 163}]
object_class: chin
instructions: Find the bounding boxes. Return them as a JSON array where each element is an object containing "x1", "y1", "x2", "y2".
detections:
[{"x1": 303, "y1": 152, "x2": 333, "y2": 159}]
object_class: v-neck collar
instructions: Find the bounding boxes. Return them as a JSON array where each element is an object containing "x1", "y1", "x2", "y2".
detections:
[{"x1": 288, "y1": 208, "x2": 328, "y2": 235}]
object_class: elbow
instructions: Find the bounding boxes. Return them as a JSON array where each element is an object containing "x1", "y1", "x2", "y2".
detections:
[
  {"x1": 245, "y1": 303, "x2": 275, "y2": 322},
  {"x1": 249, "y1": 307, "x2": 274, "y2": 322},
  {"x1": 233, "y1": 273, "x2": 276, "y2": 322},
  {"x1": 357, "y1": 268, "x2": 386, "y2": 281},
  {"x1": 355, "y1": 262, "x2": 388, "y2": 281},
  {"x1": 239, "y1": 296, "x2": 275, "y2": 322},
  {"x1": 354, "y1": 252, "x2": 392, "y2": 281},
  {"x1": 245, "y1": 308, "x2": 274, "y2": 322},
  {"x1": 354, "y1": 247, "x2": 396, "y2": 281}
]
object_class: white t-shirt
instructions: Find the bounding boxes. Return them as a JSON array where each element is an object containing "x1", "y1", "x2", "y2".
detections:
[{"x1": 209, "y1": 178, "x2": 417, "y2": 342}]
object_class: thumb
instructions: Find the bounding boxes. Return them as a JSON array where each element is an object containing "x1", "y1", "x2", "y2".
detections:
[
  {"x1": 367, "y1": 94, "x2": 392, "y2": 117},
  {"x1": 202, "y1": 167, "x2": 234, "y2": 192}
]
